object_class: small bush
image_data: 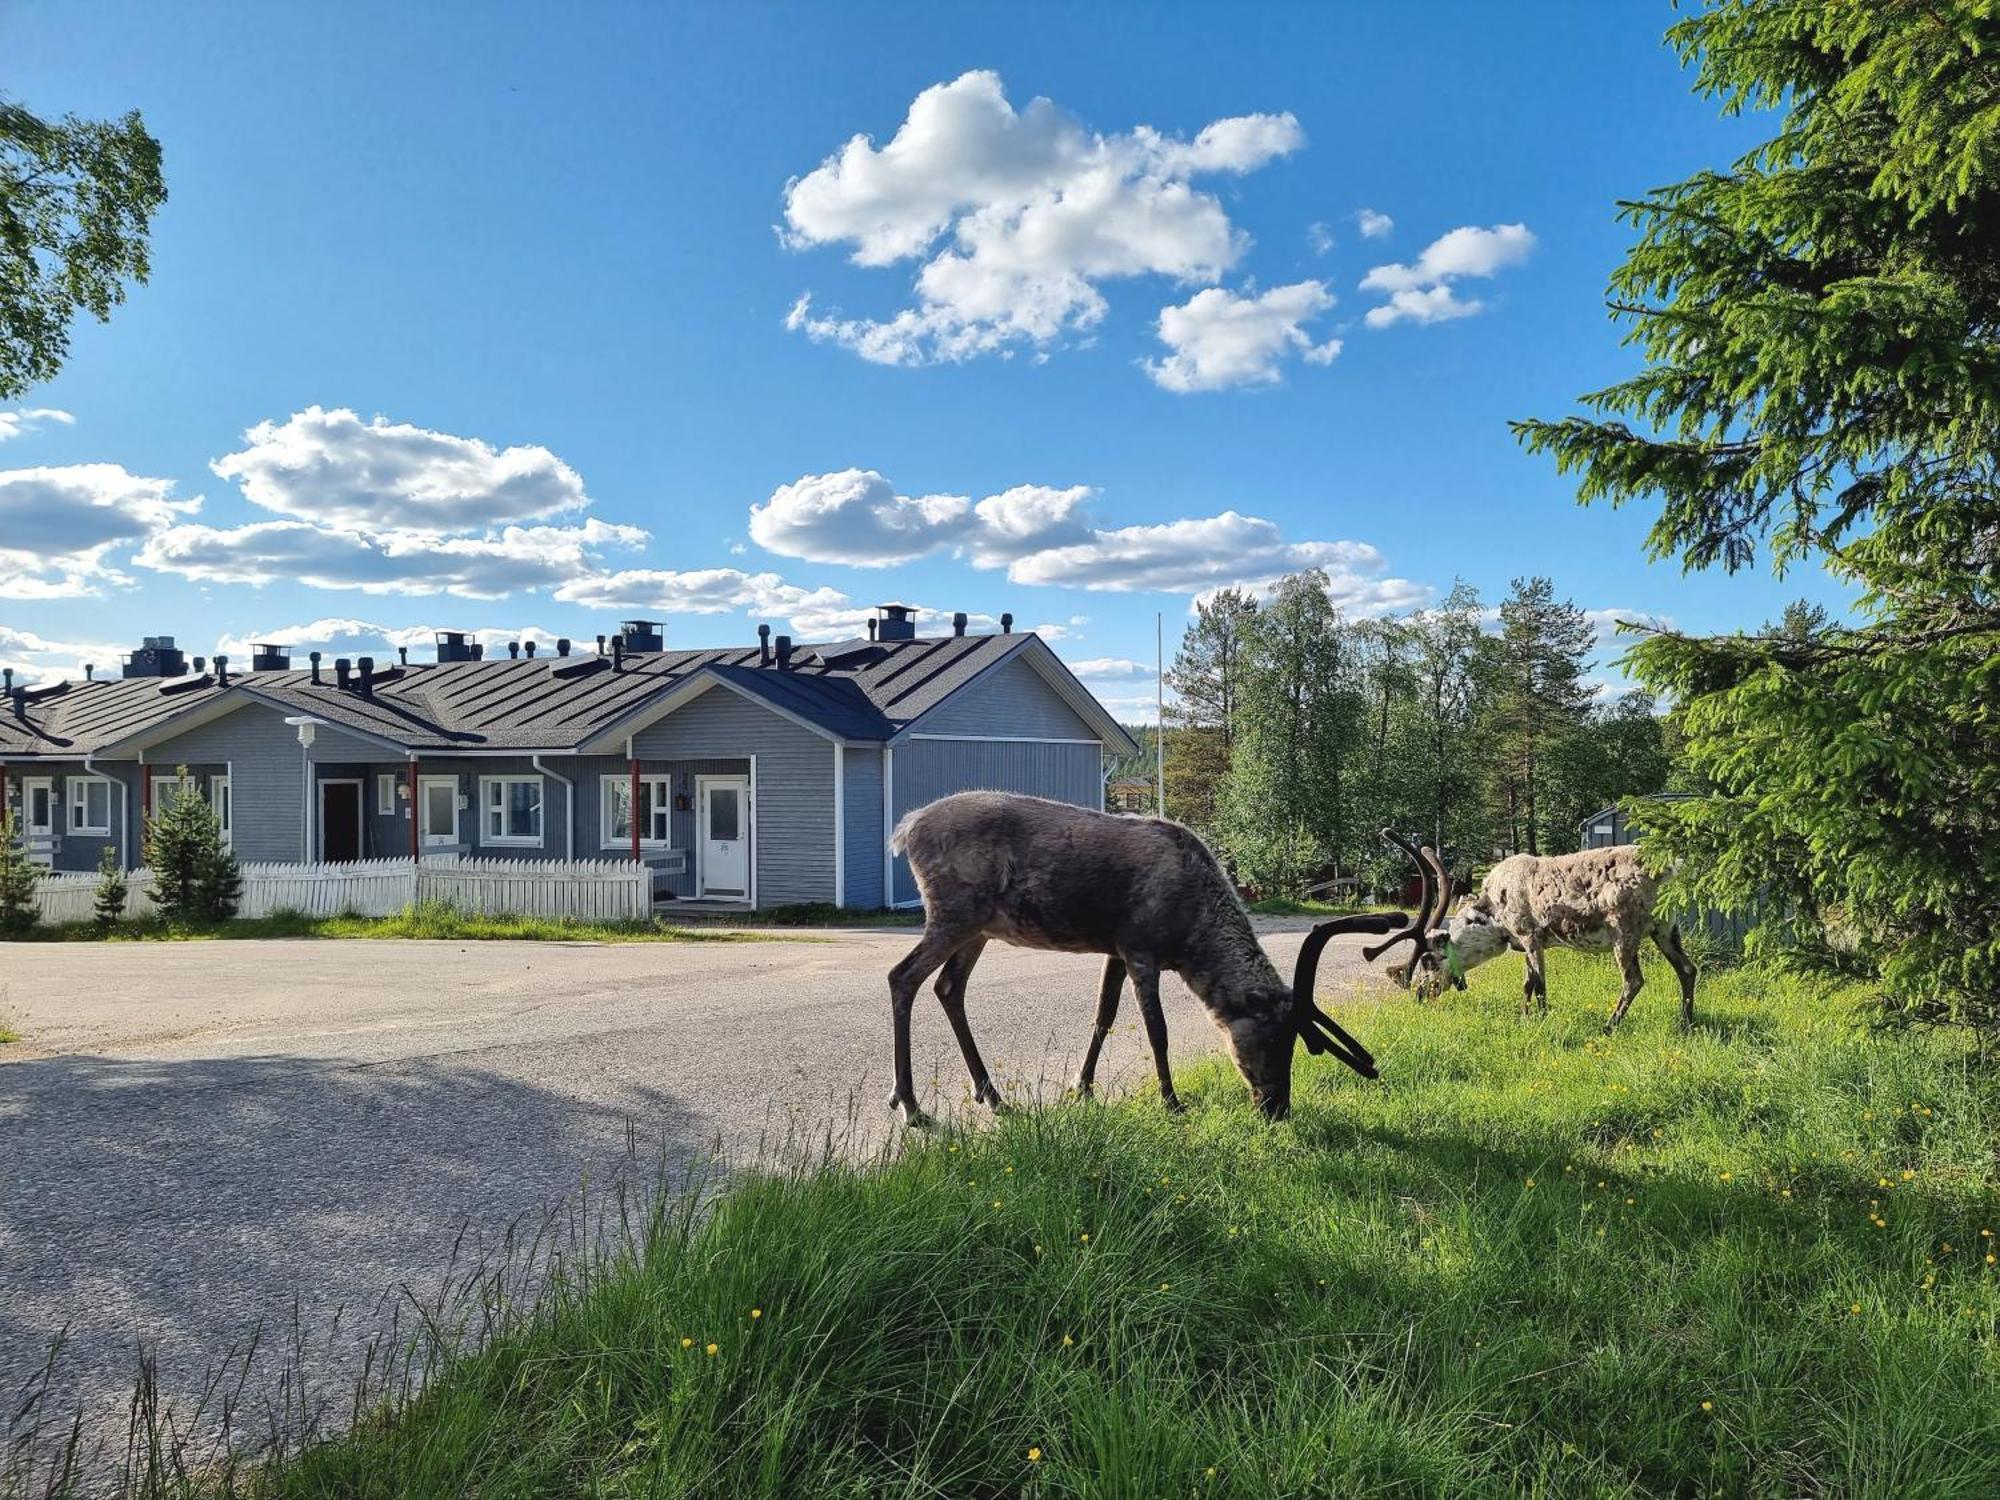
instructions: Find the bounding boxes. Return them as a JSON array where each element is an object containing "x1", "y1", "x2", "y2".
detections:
[
  {"x1": 144, "y1": 766, "x2": 240, "y2": 926},
  {"x1": 92, "y1": 844, "x2": 128, "y2": 928}
]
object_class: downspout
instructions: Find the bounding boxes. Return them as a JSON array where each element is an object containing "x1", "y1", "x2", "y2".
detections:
[
  {"x1": 533, "y1": 753, "x2": 574, "y2": 861},
  {"x1": 408, "y1": 756, "x2": 419, "y2": 862},
  {"x1": 83, "y1": 754, "x2": 131, "y2": 869},
  {"x1": 629, "y1": 755, "x2": 641, "y2": 863}
]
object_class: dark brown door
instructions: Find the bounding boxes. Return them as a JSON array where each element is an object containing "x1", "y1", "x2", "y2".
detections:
[{"x1": 320, "y1": 782, "x2": 362, "y2": 862}]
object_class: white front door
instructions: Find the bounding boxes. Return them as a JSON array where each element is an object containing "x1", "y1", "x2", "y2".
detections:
[
  {"x1": 20, "y1": 778, "x2": 55, "y2": 865},
  {"x1": 696, "y1": 775, "x2": 750, "y2": 899}
]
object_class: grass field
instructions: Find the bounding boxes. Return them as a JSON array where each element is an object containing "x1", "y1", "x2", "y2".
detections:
[{"x1": 21, "y1": 954, "x2": 2000, "y2": 1498}]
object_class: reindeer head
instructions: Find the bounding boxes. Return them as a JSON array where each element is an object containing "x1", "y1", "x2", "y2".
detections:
[
  {"x1": 1370, "y1": 834, "x2": 1455, "y2": 996},
  {"x1": 1429, "y1": 897, "x2": 1512, "y2": 987}
]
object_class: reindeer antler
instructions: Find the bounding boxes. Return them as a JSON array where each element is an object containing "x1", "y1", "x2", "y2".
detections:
[{"x1": 1363, "y1": 829, "x2": 1439, "y2": 964}]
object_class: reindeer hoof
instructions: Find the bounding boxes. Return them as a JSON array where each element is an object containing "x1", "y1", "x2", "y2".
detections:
[
  {"x1": 973, "y1": 1080, "x2": 1009, "y2": 1112},
  {"x1": 1161, "y1": 1094, "x2": 1189, "y2": 1116},
  {"x1": 888, "y1": 1093, "x2": 933, "y2": 1128},
  {"x1": 1068, "y1": 1079, "x2": 1095, "y2": 1101}
]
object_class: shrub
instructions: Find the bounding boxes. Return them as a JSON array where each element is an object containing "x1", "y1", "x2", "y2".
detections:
[
  {"x1": 144, "y1": 766, "x2": 240, "y2": 925},
  {"x1": 0, "y1": 812, "x2": 41, "y2": 937},
  {"x1": 92, "y1": 843, "x2": 128, "y2": 928}
]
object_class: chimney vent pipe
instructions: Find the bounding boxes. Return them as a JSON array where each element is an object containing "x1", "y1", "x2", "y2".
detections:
[
  {"x1": 84, "y1": 663, "x2": 94, "y2": 681},
  {"x1": 215, "y1": 654, "x2": 229, "y2": 686},
  {"x1": 355, "y1": 656, "x2": 372, "y2": 696},
  {"x1": 309, "y1": 651, "x2": 323, "y2": 685},
  {"x1": 757, "y1": 623, "x2": 771, "y2": 666},
  {"x1": 556, "y1": 637, "x2": 571, "y2": 657},
  {"x1": 867, "y1": 618, "x2": 878, "y2": 641},
  {"x1": 775, "y1": 634, "x2": 793, "y2": 671},
  {"x1": 596, "y1": 634, "x2": 606, "y2": 657},
  {"x1": 524, "y1": 639, "x2": 537, "y2": 658},
  {"x1": 334, "y1": 657, "x2": 352, "y2": 690},
  {"x1": 192, "y1": 656, "x2": 206, "y2": 675},
  {"x1": 507, "y1": 640, "x2": 520, "y2": 660},
  {"x1": 1000, "y1": 612, "x2": 1014, "y2": 634},
  {"x1": 952, "y1": 611, "x2": 968, "y2": 636},
  {"x1": 611, "y1": 637, "x2": 625, "y2": 672},
  {"x1": 398, "y1": 645, "x2": 409, "y2": 666}
]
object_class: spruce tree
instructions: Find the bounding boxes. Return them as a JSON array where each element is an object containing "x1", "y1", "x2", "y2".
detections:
[
  {"x1": 1516, "y1": 0, "x2": 2000, "y2": 1031},
  {"x1": 0, "y1": 813, "x2": 41, "y2": 938},
  {"x1": 145, "y1": 767, "x2": 240, "y2": 925},
  {"x1": 1163, "y1": 588, "x2": 1257, "y2": 833},
  {"x1": 1488, "y1": 577, "x2": 1595, "y2": 854},
  {"x1": 93, "y1": 841, "x2": 128, "y2": 929}
]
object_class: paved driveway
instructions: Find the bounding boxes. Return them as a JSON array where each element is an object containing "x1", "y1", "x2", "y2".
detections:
[{"x1": 0, "y1": 925, "x2": 1388, "y2": 1466}]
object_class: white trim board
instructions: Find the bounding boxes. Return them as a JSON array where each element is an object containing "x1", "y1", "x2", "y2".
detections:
[
  {"x1": 832, "y1": 742, "x2": 846, "y2": 909},
  {"x1": 904, "y1": 734, "x2": 1103, "y2": 745}
]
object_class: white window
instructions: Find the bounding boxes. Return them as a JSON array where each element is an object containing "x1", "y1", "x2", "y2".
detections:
[
  {"x1": 419, "y1": 775, "x2": 459, "y2": 847},
  {"x1": 153, "y1": 774, "x2": 196, "y2": 813},
  {"x1": 67, "y1": 776, "x2": 113, "y2": 835},
  {"x1": 481, "y1": 775, "x2": 543, "y2": 846},
  {"x1": 377, "y1": 772, "x2": 397, "y2": 815},
  {"x1": 210, "y1": 774, "x2": 232, "y2": 849},
  {"x1": 601, "y1": 774, "x2": 671, "y2": 848}
]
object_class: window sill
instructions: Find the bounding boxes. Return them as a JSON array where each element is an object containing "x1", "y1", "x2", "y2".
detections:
[
  {"x1": 483, "y1": 837, "x2": 544, "y2": 848},
  {"x1": 68, "y1": 826, "x2": 111, "y2": 837},
  {"x1": 602, "y1": 841, "x2": 673, "y2": 853}
]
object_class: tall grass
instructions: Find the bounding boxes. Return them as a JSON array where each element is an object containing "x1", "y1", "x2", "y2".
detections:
[
  {"x1": 20, "y1": 900, "x2": 775, "y2": 944},
  {"x1": 11, "y1": 956, "x2": 1999, "y2": 1497}
]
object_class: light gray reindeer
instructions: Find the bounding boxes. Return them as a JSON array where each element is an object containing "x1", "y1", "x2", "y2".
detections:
[
  {"x1": 884, "y1": 791, "x2": 1446, "y2": 1123},
  {"x1": 1412, "y1": 845, "x2": 1698, "y2": 1030}
]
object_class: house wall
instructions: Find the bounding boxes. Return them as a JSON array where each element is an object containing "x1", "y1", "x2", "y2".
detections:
[
  {"x1": 887, "y1": 738, "x2": 1105, "y2": 905},
  {"x1": 630, "y1": 684, "x2": 836, "y2": 906},
  {"x1": 842, "y1": 744, "x2": 884, "y2": 909},
  {"x1": 904, "y1": 653, "x2": 1101, "y2": 740},
  {"x1": 572, "y1": 753, "x2": 729, "y2": 899},
  {"x1": 0, "y1": 760, "x2": 143, "y2": 872},
  {"x1": 147, "y1": 702, "x2": 383, "y2": 863}
]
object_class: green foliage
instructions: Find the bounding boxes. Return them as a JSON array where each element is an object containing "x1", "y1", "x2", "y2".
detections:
[
  {"x1": 64, "y1": 962, "x2": 2000, "y2": 1497},
  {"x1": 143, "y1": 768, "x2": 240, "y2": 926},
  {"x1": 1515, "y1": 0, "x2": 2000, "y2": 1033},
  {"x1": 0, "y1": 813, "x2": 41, "y2": 938},
  {"x1": 1164, "y1": 588, "x2": 1257, "y2": 832},
  {"x1": 1486, "y1": 576, "x2": 1598, "y2": 854},
  {"x1": 91, "y1": 842, "x2": 127, "y2": 929},
  {"x1": 0, "y1": 97, "x2": 167, "y2": 400}
]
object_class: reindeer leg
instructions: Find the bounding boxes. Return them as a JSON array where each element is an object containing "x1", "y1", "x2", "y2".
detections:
[
  {"x1": 1072, "y1": 956, "x2": 1126, "y2": 1098},
  {"x1": 888, "y1": 927, "x2": 967, "y2": 1126},
  {"x1": 1607, "y1": 928, "x2": 1645, "y2": 1030},
  {"x1": 1126, "y1": 957, "x2": 1184, "y2": 1115},
  {"x1": 934, "y1": 938, "x2": 1005, "y2": 1110},
  {"x1": 1521, "y1": 936, "x2": 1547, "y2": 1018},
  {"x1": 1655, "y1": 923, "x2": 1698, "y2": 1030}
]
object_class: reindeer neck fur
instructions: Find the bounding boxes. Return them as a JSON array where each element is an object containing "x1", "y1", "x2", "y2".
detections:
[{"x1": 1174, "y1": 883, "x2": 1286, "y2": 1020}]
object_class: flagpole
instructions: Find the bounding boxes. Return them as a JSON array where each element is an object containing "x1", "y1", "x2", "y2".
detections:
[{"x1": 1155, "y1": 611, "x2": 1165, "y2": 816}]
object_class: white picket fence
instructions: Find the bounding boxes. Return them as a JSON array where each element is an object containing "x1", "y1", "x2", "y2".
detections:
[{"x1": 30, "y1": 855, "x2": 651, "y2": 924}]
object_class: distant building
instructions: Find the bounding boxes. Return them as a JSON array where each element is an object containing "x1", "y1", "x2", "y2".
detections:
[{"x1": 1106, "y1": 776, "x2": 1153, "y2": 813}]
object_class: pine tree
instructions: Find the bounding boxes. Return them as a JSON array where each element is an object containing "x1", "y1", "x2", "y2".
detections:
[
  {"x1": 1515, "y1": 0, "x2": 2000, "y2": 1031},
  {"x1": 0, "y1": 813, "x2": 41, "y2": 938},
  {"x1": 145, "y1": 767, "x2": 240, "y2": 925},
  {"x1": 1404, "y1": 581, "x2": 1494, "y2": 858},
  {"x1": 1488, "y1": 577, "x2": 1594, "y2": 855},
  {"x1": 1163, "y1": 588, "x2": 1257, "y2": 832},
  {"x1": 93, "y1": 841, "x2": 128, "y2": 928}
]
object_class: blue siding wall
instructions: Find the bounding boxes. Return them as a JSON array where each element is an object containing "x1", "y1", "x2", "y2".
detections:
[
  {"x1": 631, "y1": 683, "x2": 836, "y2": 906},
  {"x1": 148, "y1": 702, "x2": 360, "y2": 863},
  {"x1": 2, "y1": 761, "x2": 143, "y2": 872},
  {"x1": 574, "y1": 753, "x2": 731, "y2": 898},
  {"x1": 906, "y1": 654, "x2": 1099, "y2": 740},
  {"x1": 842, "y1": 745, "x2": 884, "y2": 909},
  {"x1": 888, "y1": 739, "x2": 1104, "y2": 904}
]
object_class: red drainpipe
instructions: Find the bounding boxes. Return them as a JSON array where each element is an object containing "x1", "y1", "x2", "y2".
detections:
[
  {"x1": 629, "y1": 758, "x2": 641, "y2": 863},
  {"x1": 408, "y1": 759, "x2": 420, "y2": 861}
]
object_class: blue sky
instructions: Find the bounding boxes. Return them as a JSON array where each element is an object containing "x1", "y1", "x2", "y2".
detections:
[{"x1": 2, "y1": 1, "x2": 1848, "y2": 717}]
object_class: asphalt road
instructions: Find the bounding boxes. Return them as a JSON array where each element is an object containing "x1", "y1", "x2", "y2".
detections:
[{"x1": 0, "y1": 924, "x2": 1388, "y2": 1471}]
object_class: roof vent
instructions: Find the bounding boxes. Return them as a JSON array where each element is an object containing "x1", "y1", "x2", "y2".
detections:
[
  {"x1": 122, "y1": 635, "x2": 187, "y2": 679},
  {"x1": 215, "y1": 654, "x2": 230, "y2": 687},
  {"x1": 1000, "y1": 612, "x2": 1014, "y2": 634},
  {"x1": 523, "y1": 639, "x2": 537, "y2": 658},
  {"x1": 867, "y1": 618, "x2": 878, "y2": 642},
  {"x1": 952, "y1": 611, "x2": 968, "y2": 637},
  {"x1": 397, "y1": 645, "x2": 409, "y2": 666},
  {"x1": 250, "y1": 642, "x2": 291, "y2": 672},
  {"x1": 507, "y1": 640, "x2": 521, "y2": 660},
  {"x1": 435, "y1": 630, "x2": 480, "y2": 663},
  {"x1": 192, "y1": 656, "x2": 207, "y2": 675},
  {"x1": 84, "y1": 663, "x2": 94, "y2": 681},
  {"x1": 556, "y1": 637, "x2": 571, "y2": 658},
  {"x1": 355, "y1": 656, "x2": 373, "y2": 696},
  {"x1": 309, "y1": 650, "x2": 323, "y2": 685},
  {"x1": 619, "y1": 619, "x2": 665, "y2": 654},
  {"x1": 611, "y1": 636, "x2": 625, "y2": 672},
  {"x1": 758, "y1": 623, "x2": 772, "y2": 667},
  {"x1": 775, "y1": 634, "x2": 794, "y2": 671},
  {"x1": 334, "y1": 657, "x2": 352, "y2": 690},
  {"x1": 875, "y1": 603, "x2": 917, "y2": 642}
]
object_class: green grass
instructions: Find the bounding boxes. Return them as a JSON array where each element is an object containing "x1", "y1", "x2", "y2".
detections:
[
  {"x1": 1244, "y1": 895, "x2": 1392, "y2": 917},
  {"x1": 22, "y1": 902, "x2": 778, "y2": 944},
  {"x1": 26, "y1": 956, "x2": 2000, "y2": 1497}
]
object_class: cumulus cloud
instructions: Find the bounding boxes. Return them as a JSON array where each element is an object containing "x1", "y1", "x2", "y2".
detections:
[
  {"x1": 1145, "y1": 281, "x2": 1340, "y2": 392},
  {"x1": 1063, "y1": 656, "x2": 1152, "y2": 679},
  {"x1": 0, "y1": 463, "x2": 199, "y2": 598},
  {"x1": 1354, "y1": 208, "x2": 1393, "y2": 239},
  {"x1": 212, "y1": 618, "x2": 569, "y2": 662},
  {"x1": 0, "y1": 624, "x2": 127, "y2": 685},
  {"x1": 748, "y1": 469, "x2": 971, "y2": 566},
  {"x1": 0, "y1": 407, "x2": 75, "y2": 444},
  {"x1": 211, "y1": 405, "x2": 588, "y2": 529},
  {"x1": 135, "y1": 516, "x2": 646, "y2": 598},
  {"x1": 966, "y1": 484, "x2": 1095, "y2": 562},
  {"x1": 780, "y1": 70, "x2": 1303, "y2": 366},
  {"x1": 1307, "y1": 222, "x2": 1335, "y2": 255},
  {"x1": 1361, "y1": 222, "x2": 1534, "y2": 327},
  {"x1": 1012, "y1": 512, "x2": 1391, "y2": 596}
]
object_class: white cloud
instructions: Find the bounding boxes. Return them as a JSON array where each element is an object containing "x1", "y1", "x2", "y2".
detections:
[
  {"x1": 0, "y1": 407, "x2": 75, "y2": 443},
  {"x1": 748, "y1": 469, "x2": 970, "y2": 566},
  {"x1": 0, "y1": 625, "x2": 126, "y2": 685},
  {"x1": 0, "y1": 463, "x2": 199, "y2": 598},
  {"x1": 1307, "y1": 222, "x2": 1335, "y2": 255},
  {"x1": 135, "y1": 516, "x2": 646, "y2": 598},
  {"x1": 781, "y1": 70, "x2": 1303, "y2": 366},
  {"x1": 1145, "y1": 281, "x2": 1340, "y2": 392},
  {"x1": 966, "y1": 484, "x2": 1095, "y2": 562},
  {"x1": 211, "y1": 406, "x2": 588, "y2": 529},
  {"x1": 1064, "y1": 656, "x2": 1151, "y2": 678},
  {"x1": 1355, "y1": 208, "x2": 1394, "y2": 239},
  {"x1": 1197, "y1": 567, "x2": 1433, "y2": 621},
  {"x1": 1360, "y1": 222, "x2": 1534, "y2": 327},
  {"x1": 1011, "y1": 511, "x2": 1392, "y2": 596},
  {"x1": 212, "y1": 618, "x2": 570, "y2": 662}
]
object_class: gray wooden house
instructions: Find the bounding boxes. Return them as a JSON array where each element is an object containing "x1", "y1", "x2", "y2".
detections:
[{"x1": 1, "y1": 608, "x2": 1138, "y2": 910}]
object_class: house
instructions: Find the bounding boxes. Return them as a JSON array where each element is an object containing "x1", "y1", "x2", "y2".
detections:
[
  {"x1": 0, "y1": 607, "x2": 1140, "y2": 909},
  {"x1": 1105, "y1": 776, "x2": 1153, "y2": 813}
]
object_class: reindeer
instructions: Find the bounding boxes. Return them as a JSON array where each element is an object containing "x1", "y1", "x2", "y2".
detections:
[
  {"x1": 1410, "y1": 845, "x2": 1698, "y2": 1030},
  {"x1": 884, "y1": 791, "x2": 1446, "y2": 1123}
]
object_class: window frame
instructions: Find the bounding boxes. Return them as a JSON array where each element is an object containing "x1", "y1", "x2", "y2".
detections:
[
  {"x1": 600, "y1": 774, "x2": 672, "y2": 850},
  {"x1": 209, "y1": 774, "x2": 232, "y2": 849},
  {"x1": 479, "y1": 774, "x2": 544, "y2": 848},
  {"x1": 67, "y1": 775, "x2": 114, "y2": 836},
  {"x1": 377, "y1": 772, "x2": 398, "y2": 816}
]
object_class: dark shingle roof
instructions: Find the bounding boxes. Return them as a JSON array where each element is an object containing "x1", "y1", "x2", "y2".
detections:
[{"x1": 0, "y1": 632, "x2": 1096, "y2": 758}]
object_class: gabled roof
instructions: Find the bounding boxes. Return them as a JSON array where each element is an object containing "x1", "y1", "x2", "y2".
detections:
[{"x1": 2, "y1": 630, "x2": 1137, "y2": 759}]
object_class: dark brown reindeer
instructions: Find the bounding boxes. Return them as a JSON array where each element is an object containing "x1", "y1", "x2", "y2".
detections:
[{"x1": 884, "y1": 791, "x2": 1446, "y2": 1123}]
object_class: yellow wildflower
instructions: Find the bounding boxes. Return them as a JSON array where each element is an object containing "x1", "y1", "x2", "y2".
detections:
[
  {"x1": 1027, "y1": 1447, "x2": 1042, "y2": 1463},
  {"x1": 750, "y1": 1308, "x2": 763, "y2": 1320},
  {"x1": 1061, "y1": 1334, "x2": 1074, "y2": 1347},
  {"x1": 680, "y1": 1337, "x2": 693, "y2": 1349},
  {"x1": 1700, "y1": 1401, "x2": 1713, "y2": 1412},
  {"x1": 705, "y1": 1343, "x2": 719, "y2": 1356}
]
